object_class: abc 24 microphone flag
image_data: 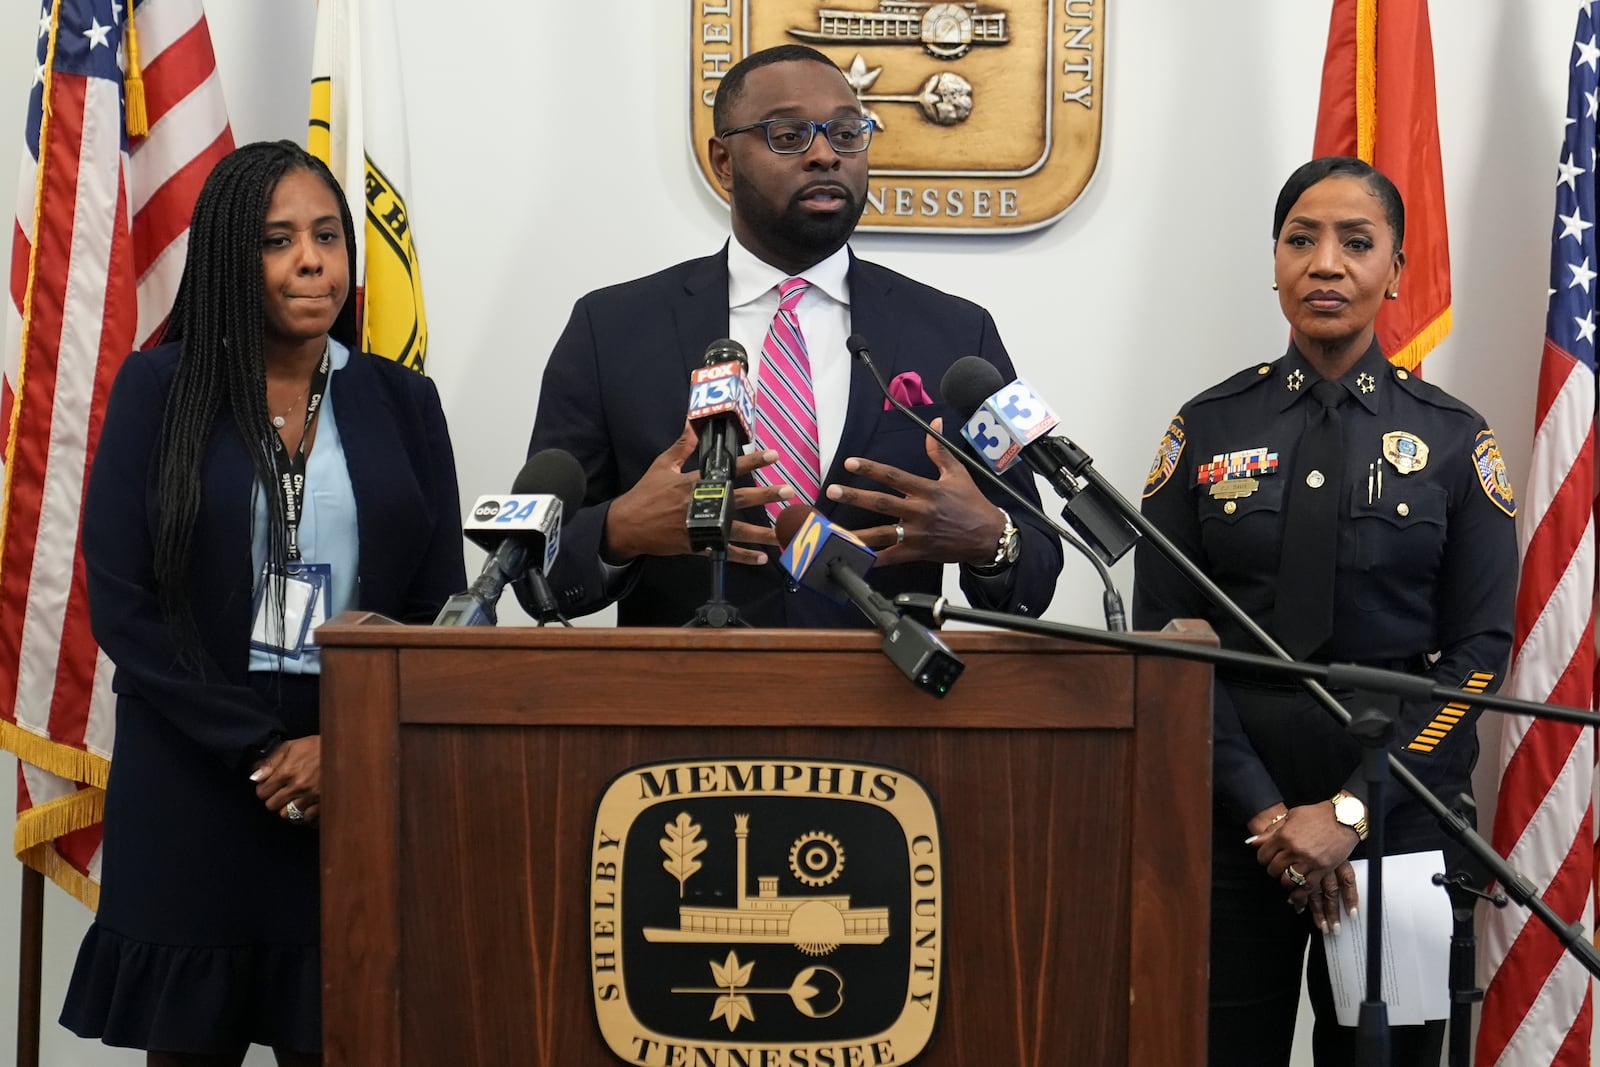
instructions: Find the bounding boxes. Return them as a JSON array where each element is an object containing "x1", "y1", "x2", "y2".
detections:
[
  {"x1": 307, "y1": 0, "x2": 429, "y2": 371},
  {"x1": 1, "y1": 0, "x2": 232, "y2": 907},
  {"x1": 1312, "y1": 0, "x2": 1451, "y2": 373}
]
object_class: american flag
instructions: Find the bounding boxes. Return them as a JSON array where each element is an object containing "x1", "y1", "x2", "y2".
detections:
[
  {"x1": 0, "y1": 0, "x2": 231, "y2": 907},
  {"x1": 1475, "y1": 6, "x2": 1600, "y2": 1065}
]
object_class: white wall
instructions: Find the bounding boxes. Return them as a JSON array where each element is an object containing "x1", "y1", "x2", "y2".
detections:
[{"x1": 0, "y1": 2, "x2": 1581, "y2": 1063}]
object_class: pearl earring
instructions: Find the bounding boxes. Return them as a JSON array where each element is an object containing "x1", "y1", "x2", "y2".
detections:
[{"x1": 1271, "y1": 282, "x2": 1279, "y2": 291}]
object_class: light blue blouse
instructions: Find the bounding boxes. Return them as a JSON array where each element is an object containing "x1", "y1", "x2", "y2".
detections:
[{"x1": 249, "y1": 338, "x2": 358, "y2": 674}]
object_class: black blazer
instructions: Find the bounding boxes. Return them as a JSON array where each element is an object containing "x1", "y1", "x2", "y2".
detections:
[
  {"x1": 528, "y1": 246, "x2": 1062, "y2": 627},
  {"x1": 83, "y1": 343, "x2": 466, "y2": 772}
]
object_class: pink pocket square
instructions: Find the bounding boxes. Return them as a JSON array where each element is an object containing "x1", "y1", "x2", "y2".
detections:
[{"x1": 884, "y1": 371, "x2": 935, "y2": 410}]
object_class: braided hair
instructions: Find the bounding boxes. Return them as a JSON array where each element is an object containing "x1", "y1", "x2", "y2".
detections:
[{"x1": 152, "y1": 140, "x2": 358, "y2": 654}]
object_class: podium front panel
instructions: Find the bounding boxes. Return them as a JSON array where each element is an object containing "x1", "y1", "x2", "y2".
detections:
[{"x1": 319, "y1": 622, "x2": 1210, "y2": 1067}]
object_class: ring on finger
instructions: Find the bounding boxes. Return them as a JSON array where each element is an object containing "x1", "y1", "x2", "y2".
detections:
[
  {"x1": 894, "y1": 523, "x2": 906, "y2": 545},
  {"x1": 1285, "y1": 864, "x2": 1307, "y2": 887}
]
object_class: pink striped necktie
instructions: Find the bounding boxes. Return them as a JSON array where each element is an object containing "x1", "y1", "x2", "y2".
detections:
[{"x1": 754, "y1": 277, "x2": 821, "y2": 520}]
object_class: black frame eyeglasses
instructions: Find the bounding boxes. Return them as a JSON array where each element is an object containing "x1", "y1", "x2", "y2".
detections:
[{"x1": 717, "y1": 116, "x2": 873, "y2": 155}]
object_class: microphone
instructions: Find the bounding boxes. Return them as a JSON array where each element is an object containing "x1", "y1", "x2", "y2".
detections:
[
  {"x1": 941, "y1": 356, "x2": 1140, "y2": 567},
  {"x1": 775, "y1": 505, "x2": 963, "y2": 696},
  {"x1": 434, "y1": 449, "x2": 587, "y2": 627},
  {"x1": 685, "y1": 338, "x2": 755, "y2": 552},
  {"x1": 845, "y1": 334, "x2": 1126, "y2": 631}
]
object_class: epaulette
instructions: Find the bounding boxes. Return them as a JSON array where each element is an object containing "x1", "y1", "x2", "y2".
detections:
[
  {"x1": 1187, "y1": 361, "x2": 1279, "y2": 406},
  {"x1": 1387, "y1": 362, "x2": 1481, "y2": 419}
]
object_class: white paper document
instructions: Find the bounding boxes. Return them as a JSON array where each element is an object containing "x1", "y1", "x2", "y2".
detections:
[{"x1": 1321, "y1": 849, "x2": 1452, "y2": 1026}]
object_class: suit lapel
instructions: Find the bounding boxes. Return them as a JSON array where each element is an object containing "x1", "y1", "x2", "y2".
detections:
[
  {"x1": 676, "y1": 245, "x2": 733, "y2": 381},
  {"x1": 822, "y1": 253, "x2": 897, "y2": 508}
]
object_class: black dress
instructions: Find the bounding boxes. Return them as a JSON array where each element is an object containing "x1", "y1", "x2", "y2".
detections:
[{"x1": 60, "y1": 344, "x2": 465, "y2": 1053}]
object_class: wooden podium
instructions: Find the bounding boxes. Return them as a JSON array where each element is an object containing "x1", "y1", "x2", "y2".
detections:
[{"x1": 317, "y1": 616, "x2": 1213, "y2": 1066}]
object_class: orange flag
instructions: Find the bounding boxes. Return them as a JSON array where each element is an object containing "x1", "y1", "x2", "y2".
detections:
[{"x1": 1313, "y1": 0, "x2": 1451, "y2": 372}]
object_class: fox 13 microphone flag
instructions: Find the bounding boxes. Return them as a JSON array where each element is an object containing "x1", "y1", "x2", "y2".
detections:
[{"x1": 0, "y1": 0, "x2": 232, "y2": 907}]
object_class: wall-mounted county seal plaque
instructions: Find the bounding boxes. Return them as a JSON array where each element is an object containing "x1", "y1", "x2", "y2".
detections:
[
  {"x1": 591, "y1": 759, "x2": 944, "y2": 1065},
  {"x1": 690, "y1": 1, "x2": 1105, "y2": 233}
]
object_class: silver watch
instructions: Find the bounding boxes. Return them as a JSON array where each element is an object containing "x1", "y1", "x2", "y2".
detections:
[{"x1": 972, "y1": 509, "x2": 1020, "y2": 573}]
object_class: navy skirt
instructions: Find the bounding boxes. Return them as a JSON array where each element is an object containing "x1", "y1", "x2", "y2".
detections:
[{"x1": 61, "y1": 672, "x2": 322, "y2": 1054}]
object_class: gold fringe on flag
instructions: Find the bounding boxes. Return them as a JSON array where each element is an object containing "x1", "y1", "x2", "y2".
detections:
[
  {"x1": 124, "y1": 16, "x2": 148, "y2": 138},
  {"x1": 1387, "y1": 306, "x2": 1454, "y2": 373},
  {"x1": 1355, "y1": 0, "x2": 1377, "y2": 162},
  {"x1": 12, "y1": 787, "x2": 104, "y2": 856},
  {"x1": 0, "y1": 719, "x2": 109, "y2": 788},
  {"x1": 19, "y1": 840, "x2": 100, "y2": 910}
]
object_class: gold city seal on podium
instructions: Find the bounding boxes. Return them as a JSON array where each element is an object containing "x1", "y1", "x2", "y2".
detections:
[
  {"x1": 690, "y1": 1, "x2": 1105, "y2": 233},
  {"x1": 591, "y1": 760, "x2": 944, "y2": 1066}
]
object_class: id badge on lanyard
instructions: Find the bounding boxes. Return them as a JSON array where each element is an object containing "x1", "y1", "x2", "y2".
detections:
[
  {"x1": 250, "y1": 562, "x2": 331, "y2": 657},
  {"x1": 250, "y1": 346, "x2": 333, "y2": 658}
]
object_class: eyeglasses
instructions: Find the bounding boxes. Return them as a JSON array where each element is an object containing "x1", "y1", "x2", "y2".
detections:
[{"x1": 717, "y1": 116, "x2": 874, "y2": 155}]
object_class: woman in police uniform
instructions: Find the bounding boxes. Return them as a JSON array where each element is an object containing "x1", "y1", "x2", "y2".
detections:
[{"x1": 1133, "y1": 157, "x2": 1517, "y2": 1066}]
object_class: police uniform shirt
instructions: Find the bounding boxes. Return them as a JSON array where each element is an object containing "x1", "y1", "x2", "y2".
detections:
[{"x1": 1133, "y1": 340, "x2": 1518, "y2": 830}]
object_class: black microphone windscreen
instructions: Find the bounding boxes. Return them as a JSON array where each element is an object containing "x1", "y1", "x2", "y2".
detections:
[
  {"x1": 846, "y1": 334, "x2": 871, "y2": 360},
  {"x1": 773, "y1": 504, "x2": 814, "y2": 551},
  {"x1": 940, "y1": 356, "x2": 1007, "y2": 420},
  {"x1": 703, "y1": 337, "x2": 748, "y2": 369},
  {"x1": 513, "y1": 448, "x2": 588, "y2": 512}
]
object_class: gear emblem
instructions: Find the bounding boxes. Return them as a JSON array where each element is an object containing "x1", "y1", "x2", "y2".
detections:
[{"x1": 789, "y1": 831, "x2": 845, "y2": 888}]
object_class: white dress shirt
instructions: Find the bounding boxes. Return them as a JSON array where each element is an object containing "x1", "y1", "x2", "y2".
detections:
[{"x1": 726, "y1": 236, "x2": 852, "y2": 481}]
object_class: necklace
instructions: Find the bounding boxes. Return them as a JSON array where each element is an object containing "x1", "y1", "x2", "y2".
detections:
[{"x1": 271, "y1": 389, "x2": 306, "y2": 430}]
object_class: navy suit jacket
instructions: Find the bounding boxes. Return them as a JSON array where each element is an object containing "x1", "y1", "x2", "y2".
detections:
[
  {"x1": 83, "y1": 343, "x2": 466, "y2": 772},
  {"x1": 528, "y1": 246, "x2": 1062, "y2": 627}
]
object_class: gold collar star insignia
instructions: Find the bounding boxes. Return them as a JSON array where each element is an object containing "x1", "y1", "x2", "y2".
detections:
[
  {"x1": 1357, "y1": 372, "x2": 1375, "y2": 394},
  {"x1": 1286, "y1": 369, "x2": 1305, "y2": 392}
]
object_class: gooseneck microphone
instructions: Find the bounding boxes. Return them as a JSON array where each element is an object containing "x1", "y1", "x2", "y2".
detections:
[
  {"x1": 686, "y1": 338, "x2": 754, "y2": 552},
  {"x1": 941, "y1": 356, "x2": 1140, "y2": 566},
  {"x1": 434, "y1": 448, "x2": 587, "y2": 627},
  {"x1": 775, "y1": 505, "x2": 963, "y2": 696},
  {"x1": 845, "y1": 334, "x2": 1126, "y2": 631}
]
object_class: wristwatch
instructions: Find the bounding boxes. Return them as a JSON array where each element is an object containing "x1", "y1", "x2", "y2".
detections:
[
  {"x1": 1331, "y1": 790, "x2": 1369, "y2": 841},
  {"x1": 970, "y1": 509, "x2": 1021, "y2": 573}
]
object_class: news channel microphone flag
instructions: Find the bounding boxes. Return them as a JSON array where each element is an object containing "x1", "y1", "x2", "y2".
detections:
[
  {"x1": 1312, "y1": 0, "x2": 1451, "y2": 372},
  {"x1": 0, "y1": 0, "x2": 232, "y2": 908},
  {"x1": 307, "y1": 0, "x2": 428, "y2": 371}
]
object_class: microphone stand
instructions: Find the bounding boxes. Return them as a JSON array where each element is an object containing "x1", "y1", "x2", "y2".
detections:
[
  {"x1": 1351, "y1": 700, "x2": 1393, "y2": 1067},
  {"x1": 847, "y1": 339, "x2": 1126, "y2": 630},
  {"x1": 897, "y1": 591, "x2": 1600, "y2": 1024},
  {"x1": 685, "y1": 545, "x2": 749, "y2": 629},
  {"x1": 1431, "y1": 794, "x2": 1501, "y2": 1067}
]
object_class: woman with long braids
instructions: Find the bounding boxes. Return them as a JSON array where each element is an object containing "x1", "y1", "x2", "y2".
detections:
[{"x1": 59, "y1": 140, "x2": 465, "y2": 1065}]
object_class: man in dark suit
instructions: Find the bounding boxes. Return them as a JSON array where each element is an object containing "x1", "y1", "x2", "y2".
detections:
[{"x1": 527, "y1": 44, "x2": 1061, "y2": 627}]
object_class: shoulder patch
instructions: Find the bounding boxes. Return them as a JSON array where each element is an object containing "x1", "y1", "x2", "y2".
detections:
[
  {"x1": 1143, "y1": 415, "x2": 1186, "y2": 499},
  {"x1": 1472, "y1": 429, "x2": 1516, "y2": 516}
]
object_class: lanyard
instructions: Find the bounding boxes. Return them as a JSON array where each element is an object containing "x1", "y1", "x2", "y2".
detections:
[{"x1": 268, "y1": 345, "x2": 332, "y2": 562}]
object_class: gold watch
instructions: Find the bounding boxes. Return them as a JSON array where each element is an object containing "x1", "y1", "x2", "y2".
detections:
[{"x1": 1331, "y1": 791, "x2": 1369, "y2": 842}]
